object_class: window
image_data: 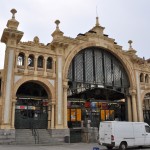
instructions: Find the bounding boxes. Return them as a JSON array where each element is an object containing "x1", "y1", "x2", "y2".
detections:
[
  {"x1": 47, "y1": 57, "x2": 52, "y2": 69},
  {"x1": 17, "y1": 53, "x2": 25, "y2": 66},
  {"x1": 28, "y1": 55, "x2": 34, "y2": 67},
  {"x1": 37, "y1": 56, "x2": 43, "y2": 68},
  {"x1": 145, "y1": 125, "x2": 150, "y2": 133},
  {"x1": 140, "y1": 73, "x2": 144, "y2": 82},
  {"x1": 145, "y1": 74, "x2": 149, "y2": 83}
]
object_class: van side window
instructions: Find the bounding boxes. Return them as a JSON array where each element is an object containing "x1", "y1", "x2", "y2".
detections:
[{"x1": 145, "y1": 126, "x2": 150, "y2": 133}]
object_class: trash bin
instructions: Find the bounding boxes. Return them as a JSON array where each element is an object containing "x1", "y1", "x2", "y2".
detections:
[{"x1": 64, "y1": 136, "x2": 70, "y2": 143}]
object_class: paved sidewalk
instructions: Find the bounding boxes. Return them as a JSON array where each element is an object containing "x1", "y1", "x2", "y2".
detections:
[{"x1": 0, "y1": 143, "x2": 107, "y2": 150}]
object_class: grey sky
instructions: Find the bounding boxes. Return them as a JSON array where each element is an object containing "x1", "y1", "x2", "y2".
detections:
[{"x1": 0, "y1": 0, "x2": 150, "y2": 69}]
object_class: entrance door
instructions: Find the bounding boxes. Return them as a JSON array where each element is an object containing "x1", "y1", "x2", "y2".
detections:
[{"x1": 15, "y1": 99, "x2": 48, "y2": 129}]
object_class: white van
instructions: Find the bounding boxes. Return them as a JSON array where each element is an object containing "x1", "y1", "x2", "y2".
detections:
[{"x1": 98, "y1": 121, "x2": 150, "y2": 150}]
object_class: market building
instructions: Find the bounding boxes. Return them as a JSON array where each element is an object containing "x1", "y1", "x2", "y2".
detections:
[{"x1": 0, "y1": 9, "x2": 150, "y2": 144}]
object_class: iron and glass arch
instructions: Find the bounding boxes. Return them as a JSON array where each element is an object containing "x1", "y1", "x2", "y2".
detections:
[{"x1": 67, "y1": 47, "x2": 130, "y2": 100}]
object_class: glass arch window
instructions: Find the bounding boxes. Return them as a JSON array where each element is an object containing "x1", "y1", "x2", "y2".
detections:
[
  {"x1": 67, "y1": 47, "x2": 130, "y2": 95},
  {"x1": 47, "y1": 57, "x2": 53, "y2": 69},
  {"x1": 37, "y1": 56, "x2": 43, "y2": 68},
  {"x1": 28, "y1": 54, "x2": 34, "y2": 67},
  {"x1": 17, "y1": 53, "x2": 25, "y2": 66}
]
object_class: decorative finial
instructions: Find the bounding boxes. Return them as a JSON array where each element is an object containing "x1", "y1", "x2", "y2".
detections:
[
  {"x1": 52, "y1": 19, "x2": 64, "y2": 38},
  {"x1": 33, "y1": 36, "x2": 39, "y2": 44},
  {"x1": 128, "y1": 40, "x2": 133, "y2": 49},
  {"x1": 11, "y1": 9, "x2": 17, "y2": 19},
  {"x1": 55, "y1": 20, "x2": 60, "y2": 29},
  {"x1": 96, "y1": 17, "x2": 100, "y2": 26},
  {"x1": 127, "y1": 40, "x2": 137, "y2": 54}
]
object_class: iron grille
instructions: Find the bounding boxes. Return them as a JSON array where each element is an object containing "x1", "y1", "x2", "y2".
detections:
[{"x1": 67, "y1": 47, "x2": 130, "y2": 95}]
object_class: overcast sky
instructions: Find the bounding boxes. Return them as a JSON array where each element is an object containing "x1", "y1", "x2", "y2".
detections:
[{"x1": 0, "y1": 0, "x2": 150, "y2": 69}]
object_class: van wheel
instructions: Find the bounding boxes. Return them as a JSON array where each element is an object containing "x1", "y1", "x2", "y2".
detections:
[
  {"x1": 106, "y1": 146, "x2": 113, "y2": 149},
  {"x1": 119, "y1": 142, "x2": 127, "y2": 150}
]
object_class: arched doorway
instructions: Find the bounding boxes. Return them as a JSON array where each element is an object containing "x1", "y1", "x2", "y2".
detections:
[
  {"x1": 15, "y1": 81, "x2": 50, "y2": 129},
  {"x1": 143, "y1": 93, "x2": 150, "y2": 125},
  {"x1": 67, "y1": 47, "x2": 130, "y2": 128}
]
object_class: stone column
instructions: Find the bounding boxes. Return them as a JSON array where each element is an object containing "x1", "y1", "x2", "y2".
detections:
[
  {"x1": 2, "y1": 49, "x2": 15, "y2": 127},
  {"x1": 136, "y1": 71, "x2": 144, "y2": 122},
  {"x1": 57, "y1": 56, "x2": 63, "y2": 126},
  {"x1": 44, "y1": 56, "x2": 47, "y2": 76},
  {"x1": 15, "y1": 52, "x2": 19, "y2": 68},
  {"x1": 63, "y1": 82, "x2": 68, "y2": 128},
  {"x1": 49, "y1": 101, "x2": 55, "y2": 129},
  {"x1": 34, "y1": 55, "x2": 38, "y2": 73},
  {"x1": 11, "y1": 99, "x2": 17, "y2": 128},
  {"x1": 53, "y1": 57, "x2": 56, "y2": 78},
  {"x1": 143, "y1": 73, "x2": 145, "y2": 83},
  {"x1": 130, "y1": 90, "x2": 138, "y2": 122},
  {"x1": 127, "y1": 96, "x2": 132, "y2": 121},
  {"x1": 24, "y1": 53, "x2": 29, "y2": 73}
]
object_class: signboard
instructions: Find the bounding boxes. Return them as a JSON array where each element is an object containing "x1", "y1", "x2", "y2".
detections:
[
  {"x1": 71, "y1": 109, "x2": 76, "y2": 121},
  {"x1": 67, "y1": 108, "x2": 81, "y2": 122},
  {"x1": 76, "y1": 109, "x2": 81, "y2": 121}
]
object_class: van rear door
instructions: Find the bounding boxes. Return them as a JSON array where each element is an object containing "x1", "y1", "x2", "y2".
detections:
[
  {"x1": 99, "y1": 122, "x2": 112, "y2": 145},
  {"x1": 103, "y1": 122, "x2": 112, "y2": 144}
]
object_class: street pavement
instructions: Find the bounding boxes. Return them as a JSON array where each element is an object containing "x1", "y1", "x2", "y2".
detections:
[{"x1": 0, "y1": 143, "x2": 150, "y2": 150}]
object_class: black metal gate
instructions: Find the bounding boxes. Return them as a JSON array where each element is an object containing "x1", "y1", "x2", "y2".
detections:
[{"x1": 15, "y1": 98, "x2": 48, "y2": 129}]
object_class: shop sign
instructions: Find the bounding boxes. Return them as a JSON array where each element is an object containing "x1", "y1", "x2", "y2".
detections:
[
  {"x1": 85, "y1": 101, "x2": 90, "y2": 108},
  {"x1": 16, "y1": 105, "x2": 27, "y2": 109}
]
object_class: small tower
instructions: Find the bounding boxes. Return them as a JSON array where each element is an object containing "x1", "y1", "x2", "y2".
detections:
[
  {"x1": 90, "y1": 16, "x2": 105, "y2": 36},
  {"x1": 127, "y1": 40, "x2": 137, "y2": 55},
  {"x1": 0, "y1": 9, "x2": 24, "y2": 129},
  {"x1": 51, "y1": 20, "x2": 64, "y2": 40}
]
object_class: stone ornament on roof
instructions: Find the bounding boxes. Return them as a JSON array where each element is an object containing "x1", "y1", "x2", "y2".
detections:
[
  {"x1": 6, "y1": 8, "x2": 19, "y2": 30},
  {"x1": 20, "y1": 36, "x2": 45, "y2": 47},
  {"x1": 126, "y1": 40, "x2": 150, "y2": 66},
  {"x1": 34, "y1": 36, "x2": 39, "y2": 44},
  {"x1": 51, "y1": 19, "x2": 64, "y2": 39},
  {"x1": 127, "y1": 40, "x2": 137, "y2": 55},
  {"x1": 11, "y1": 9, "x2": 17, "y2": 19}
]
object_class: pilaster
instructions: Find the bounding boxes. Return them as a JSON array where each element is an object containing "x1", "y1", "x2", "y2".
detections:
[
  {"x1": 63, "y1": 81, "x2": 69, "y2": 128},
  {"x1": 0, "y1": 9, "x2": 23, "y2": 129},
  {"x1": 130, "y1": 89, "x2": 138, "y2": 121},
  {"x1": 127, "y1": 96, "x2": 132, "y2": 121}
]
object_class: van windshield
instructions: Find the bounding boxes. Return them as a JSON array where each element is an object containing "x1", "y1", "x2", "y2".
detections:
[{"x1": 145, "y1": 125, "x2": 150, "y2": 133}]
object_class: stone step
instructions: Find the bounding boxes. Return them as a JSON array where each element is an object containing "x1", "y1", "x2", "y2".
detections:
[
  {"x1": 15, "y1": 129, "x2": 35, "y2": 144},
  {"x1": 15, "y1": 129, "x2": 66, "y2": 145}
]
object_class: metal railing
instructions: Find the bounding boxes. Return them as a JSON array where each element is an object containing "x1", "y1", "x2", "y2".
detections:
[{"x1": 32, "y1": 128, "x2": 39, "y2": 144}]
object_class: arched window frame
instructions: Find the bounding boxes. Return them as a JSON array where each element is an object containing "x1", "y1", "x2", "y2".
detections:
[
  {"x1": 17, "y1": 52, "x2": 25, "y2": 66},
  {"x1": 47, "y1": 57, "x2": 53, "y2": 69},
  {"x1": 140, "y1": 73, "x2": 144, "y2": 82},
  {"x1": 145, "y1": 74, "x2": 149, "y2": 83},
  {"x1": 28, "y1": 54, "x2": 34, "y2": 67},
  {"x1": 37, "y1": 55, "x2": 44, "y2": 68}
]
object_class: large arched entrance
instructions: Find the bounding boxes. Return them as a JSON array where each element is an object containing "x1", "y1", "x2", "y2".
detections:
[
  {"x1": 15, "y1": 81, "x2": 50, "y2": 129},
  {"x1": 67, "y1": 47, "x2": 130, "y2": 128},
  {"x1": 143, "y1": 93, "x2": 150, "y2": 125}
]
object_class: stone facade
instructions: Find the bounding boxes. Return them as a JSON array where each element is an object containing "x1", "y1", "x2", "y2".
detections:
[{"x1": 0, "y1": 9, "x2": 150, "y2": 143}]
